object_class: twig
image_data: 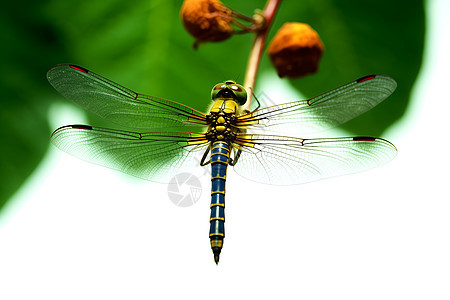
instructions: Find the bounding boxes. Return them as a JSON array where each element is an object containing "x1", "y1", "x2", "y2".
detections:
[{"x1": 242, "y1": 0, "x2": 281, "y2": 113}]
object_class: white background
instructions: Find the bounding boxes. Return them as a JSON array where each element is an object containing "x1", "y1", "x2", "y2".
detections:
[{"x1": 1, "y1": 1, "x2": 449, "y2": 299}]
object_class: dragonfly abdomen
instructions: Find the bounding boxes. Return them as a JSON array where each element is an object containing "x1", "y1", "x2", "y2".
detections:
[{"x1": 209, "y1": 141, "x2": 230, "y2": 264}]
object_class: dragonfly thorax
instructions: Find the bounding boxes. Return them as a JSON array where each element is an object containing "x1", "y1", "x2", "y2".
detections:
[{"x1": 206, "y1": 101, "x2": 240, "y2": 142}]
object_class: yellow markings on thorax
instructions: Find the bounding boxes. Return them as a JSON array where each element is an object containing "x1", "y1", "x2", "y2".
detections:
[
  {"x1": 209, "y1": 99, "x2": 238, "y2": 114},
  {"x1": 217, "y1": 116, "x2": 226, "y2": 123},
  {"x1": 216, "y1": 115, "x2": 227, "y2": 132}
]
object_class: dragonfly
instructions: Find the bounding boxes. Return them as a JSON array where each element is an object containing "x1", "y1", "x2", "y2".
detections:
[{"x1": 48, "y1": 64, "x2": 397, "y2": 264}]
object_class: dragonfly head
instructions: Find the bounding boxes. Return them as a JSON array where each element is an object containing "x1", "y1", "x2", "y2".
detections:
[{"x1": 211, "y1": 80, "x2": 247, "y2": 105}]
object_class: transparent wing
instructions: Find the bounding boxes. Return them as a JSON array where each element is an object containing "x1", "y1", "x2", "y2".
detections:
[
  {"x1": 232, "y1": 134, "x2": 397, "y2": 185},
  {"x1": 47, "y1": 64, "x2": 208, "y2": 131},
  {"x1": 237, "y1": 75, "x2": 397, "y2": 135},
  {"x1": 51, "y1": 125, "x2": 209, "y2": 183}
]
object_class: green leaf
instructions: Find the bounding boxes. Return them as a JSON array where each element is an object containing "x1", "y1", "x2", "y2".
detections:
[{"x1": 0, "y1": 1, "x2": 64, "y2": 211}]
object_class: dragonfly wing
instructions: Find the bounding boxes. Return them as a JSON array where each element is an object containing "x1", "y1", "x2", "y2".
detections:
[
  {"x1": 232, "y1": 134, "x2": 397, "y2": 185},
  {"x1": 51, "y1": 125, "x2": 209, "y2": 183},
  {"x1": 47, "y1": 64, "x2": 208, "y2": 131},
  {"x1": 237, "y1": 75, "x2": 397, "y2": 135}
]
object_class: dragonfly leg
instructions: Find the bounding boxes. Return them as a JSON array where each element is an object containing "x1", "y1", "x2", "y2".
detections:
[
  {"x1": 251, "y1": 92, "x2": 261, "y2": 111},
  {"x1": 200, "y1": 145, "x2": 211, "y2": 166},
  {"x1": 229, "y1": 149, "x2": 242, "y2": 166}
]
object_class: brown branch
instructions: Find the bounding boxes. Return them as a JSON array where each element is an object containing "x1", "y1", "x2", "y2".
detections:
[{"x1": 242, "y1": 0, "x2": 281, "y2": 113}]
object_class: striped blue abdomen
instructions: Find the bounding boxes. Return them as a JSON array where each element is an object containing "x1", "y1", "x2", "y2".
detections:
[{"x1": 209, "y1": 141, "x2": 229, "y2": 264}]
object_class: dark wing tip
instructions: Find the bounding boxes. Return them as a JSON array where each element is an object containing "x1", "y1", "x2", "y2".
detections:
[
  {"x1": 353, "y1": 136, "x2": 376, "y2": 141},
  {"x1": 51, "y1": 124, "x2": 93, "y2": 137},
  {"x1": 353, "y1": 136, "x2": 398, "y2": 152},
  {"x1": 47, "y1": 63, "x2": 89, "y2": 78},
  {"x1": 356, "y1": 74, "x2": 397, "y2": 94},
  {"x1": 68, "y1": 64, "x2": 89, "y2": 73},
  {"x1": 69, "y1": 124, "x2": 93, "y2": 130},
  {"x1": 356, "y1": 75, "x2": 377, "y2": 83}
]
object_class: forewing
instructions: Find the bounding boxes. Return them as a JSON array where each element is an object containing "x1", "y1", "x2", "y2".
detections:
[
  {"x1": 51, "y1": 125, "x2": 209, "y2": 183},
  {"x1": 232, "y1": 134, "x2": 397, "y2": 185},
  {"x1": 47, "y1": 64, "x2": 208, "y2": 131},
  {"x1": 237, "y1": 75, "x2": 397, "y2": 135}
]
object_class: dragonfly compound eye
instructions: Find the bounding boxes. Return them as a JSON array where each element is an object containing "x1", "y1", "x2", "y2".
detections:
[
  {"x1": 211, "y1": 83, "x2": 225, "y2": 99},
  {"x1": 229, "y1": 83, "x2": 247, "y2": 105},
  {"x1": 211, "y1": 82, "x2": 247, "y2": 105}
]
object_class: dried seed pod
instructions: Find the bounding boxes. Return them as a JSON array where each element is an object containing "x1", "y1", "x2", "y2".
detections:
[
  {"x1": 180, "y1": 0, "x2": 234, "y2": 45},
  {"x1": 268, "y1": 22, "x2": 324, "y2": 78}
]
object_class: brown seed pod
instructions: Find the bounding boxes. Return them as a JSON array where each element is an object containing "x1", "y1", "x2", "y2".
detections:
[
  {"x1": 267, "y1": 22, "x2": 324, "y2": 78},
  {"x1": 180, "y1": 0, "x2": 234, "y2": 45}
]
